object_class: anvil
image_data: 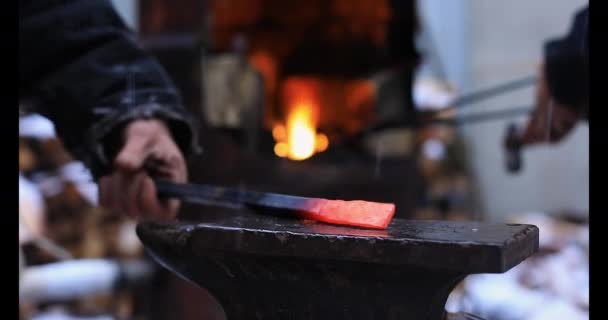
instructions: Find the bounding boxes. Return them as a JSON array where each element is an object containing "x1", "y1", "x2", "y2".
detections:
[{"x1": 137, "y1": 209, "x2": 538, "y2": 320}]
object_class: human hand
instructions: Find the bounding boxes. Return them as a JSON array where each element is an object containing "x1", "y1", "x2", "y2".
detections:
[
  {"x1": 521, "y1": 63, "x2": 581, "y2": 145},
  {"x1": 99, "y1": 119, "x2": 187, "y2": 221}
]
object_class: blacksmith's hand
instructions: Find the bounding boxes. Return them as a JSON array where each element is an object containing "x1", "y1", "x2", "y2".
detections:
[
  {"x1": 99, "y1": 119, "x2": 187, "y2": 221},
  {"x1": 521, "y1": 63, "x2": 581, "y2": 145}
]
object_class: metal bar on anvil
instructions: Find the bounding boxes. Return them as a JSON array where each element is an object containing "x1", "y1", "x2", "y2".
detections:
[
  {"x1": 155, "y1": 179, "x2": 314, "y2": 212},
  {"x1": 154, "y1": 179, "x2": 395, "y2": 229},
  {"x1": 137, "y1": 211, "x2": 538, "y2": 320}
]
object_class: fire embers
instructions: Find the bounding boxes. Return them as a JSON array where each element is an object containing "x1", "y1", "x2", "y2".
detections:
[
  {"x1": 271, "y1": 77, "x2": 375, "y2": 160},
  {"x1": 272, "y1": 105, "x2": 329, "y2": 160}
]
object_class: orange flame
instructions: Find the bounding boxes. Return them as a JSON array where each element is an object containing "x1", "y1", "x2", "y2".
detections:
[
  {"x1": 285, "y1": 103, "x2": 316, "y2": 160},
  {"x1": 273, "y1": 78, "x2": 331, "y2": 160},
  {"x1": 273, "y1": 103, "x2": 329, "y2": 160}
]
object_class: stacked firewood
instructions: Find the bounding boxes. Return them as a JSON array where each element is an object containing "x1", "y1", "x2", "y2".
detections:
[{"x1": 19, "y1": 115, "x2": 145, "y2": 319}]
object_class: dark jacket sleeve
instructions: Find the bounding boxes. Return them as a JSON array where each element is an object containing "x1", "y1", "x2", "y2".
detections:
[
  {"x1": 19, "y1": 0, "x2": 200, "y2": 178},
  {"x1": 543, "y1": 6, "x2": 588, "y2": 117}
]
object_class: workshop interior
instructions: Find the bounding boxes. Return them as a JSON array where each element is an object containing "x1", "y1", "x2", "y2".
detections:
[{"x1": 19, "y1": 1, "x2": 588, "y2": 320}]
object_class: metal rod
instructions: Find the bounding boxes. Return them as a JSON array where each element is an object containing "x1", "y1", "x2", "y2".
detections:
[
  {"x1": 440, "y1": 106, "x2": 532, "y2": 126},
  {"x1": 365, "y1": 106, "x2": 532, "y2": 132},
  {"x1": 451, "y1": 76, "x2": 536, "y2": 108}
]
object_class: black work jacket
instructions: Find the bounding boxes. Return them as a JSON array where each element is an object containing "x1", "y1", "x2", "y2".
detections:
[
  {"x1": 19, "y1": 0, "x2": 199, "y2": 178},
  {"x1": 544, "y1": 6, "x2": 588, "y2": 119}
]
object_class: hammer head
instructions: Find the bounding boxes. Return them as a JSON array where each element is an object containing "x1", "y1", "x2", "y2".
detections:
[{"x1": 504, "y1": 123, "x2": 523, "y2": 173}]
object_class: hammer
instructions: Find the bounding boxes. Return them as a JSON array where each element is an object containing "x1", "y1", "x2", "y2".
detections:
[{"x1": 504, "y1": 122, "x2": 524, "y2": 173}]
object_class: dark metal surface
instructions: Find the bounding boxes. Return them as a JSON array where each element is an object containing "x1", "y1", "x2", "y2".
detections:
[
  {"x1": 155, "y1": 179, "x2": 316, "y2": 212},
  {"x1": 139, "y1": 210, "x2": 538, "y2": 273},
  {"x1": 137, "y1": 210, "x2": 538, "y2": 320}
]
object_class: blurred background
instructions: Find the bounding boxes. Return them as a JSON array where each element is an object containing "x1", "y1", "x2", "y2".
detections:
[
  {"x1": 19, "y1": 0, "x2": 588, "y2": 319},
  {"x1": 418, "y1": 0, "x2": 588, "y2": 221}
]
